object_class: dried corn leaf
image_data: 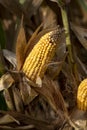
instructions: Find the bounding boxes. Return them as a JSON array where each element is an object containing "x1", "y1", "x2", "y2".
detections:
[
  {"x1": 23, "y1": 0, "x2": 43, "y2": 18},
  {"x1": 0, "y1": 73, "x2": 14, "y2": 91},
  {"x1": 75, "y1": 120, "x2": 87, "y2": 130},
  {"x1": 47, "y1": 53, "x2": 67, "y2": 79},
  {"x1": 0, "y1": 0, "x2": 23, "y2": 18},
  {"x1": 71, "y1": 23, "x2": 87, "y2": 50},
  {"x1": 0, "y1": 0, "x2": 43, "y2": 27},
  {"x1": 3, "y1": 89, "x2": 15, "y2": 110},
  {"x1": 0, "y1": 114, "x2": 20, "y2": 125},
  {"x1": 12, "y1": 86, "x2": 24, "y2": 112},
  {"x1": 61, "y1": 62, "x2": 78, "y2": 108},
  {"x1": 24, "y1": 23, "x2": 43, "y2": 58},
  {"x1": 19, "y1": 77, "x2": 37, "y2": 105},
  {"x1": 62, "y1": 62, "x2": 77, "y2": 89},
  {"x1": 16, "y1": 22, "x2": 26, "y2": 70},
  {"x1": 55, "y1": 34, "x2": 66, "y2": 60},
  {"x1": 33, "y1": 76, "x2": 67, "y2": 113},
  {"x1": 71, "y1": 109, "x2": 87, "y2": 129},
  {"x1": 7, "y1": 70, "x2": 22, "y2": 82},
  {"x1": 71, "y1": 109, "x2": 87, "y2": 120},
  {"x1": 0, "y1": 111, "x2": 55, "y2": 130},
  {"x1": 0, "y1": 125, "x2": 34, "y2": 130},
  {"x1": 73, "y1": 50, "x2": 87, "y2": 77},
  {"x1": 3, "y1": 49, "x2": 17, "y2": 69},
  {"x1": 40, "y1": 5, "x2": 57, "y2": 29},
  {"x1": 47, "y1": 61, "x2": 65, "y2": 79},
  {"x1": 49, "y1": 33, "x2": 66, "y2": 77},
  {"x1": 36, "y1": 76, "x2": 42, "y2": 87}
]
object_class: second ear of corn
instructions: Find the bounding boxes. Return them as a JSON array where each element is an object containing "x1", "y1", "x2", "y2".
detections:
[
  {"x1": 77, "y1": 78, "x2": 87, "y2": 111},
  {"x1": 22, "y1": 28, "x2": 63, "y2": 82}
]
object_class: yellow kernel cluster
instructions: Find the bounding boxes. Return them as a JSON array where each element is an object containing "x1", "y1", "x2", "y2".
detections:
[
  {"x1": 77, "y1": 78, "x2": 87, "y2": 111},
  {"x1": 22, "y1": 29, "x2": 61, "y2": 82}
]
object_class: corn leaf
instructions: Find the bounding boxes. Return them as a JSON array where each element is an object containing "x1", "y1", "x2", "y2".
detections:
[{"x1": 16, "y1": 23, "x2": 26, "y2": 70}]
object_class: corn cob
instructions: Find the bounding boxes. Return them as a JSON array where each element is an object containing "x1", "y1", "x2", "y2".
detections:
[
  {"x1": 22, "y1": 28, "x2": 63, "y2": 82},
  {"x1": 77, "y1": 79, "x2": 87, "y2": 111}
]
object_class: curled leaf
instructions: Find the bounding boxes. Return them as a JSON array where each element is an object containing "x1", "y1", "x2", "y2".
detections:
[
  {"x1": 3, "y1": 49, "x2": 17, "y2": 69},
  {"x1": 0, "y1": 73, "x2": 14, "y2": 91}
]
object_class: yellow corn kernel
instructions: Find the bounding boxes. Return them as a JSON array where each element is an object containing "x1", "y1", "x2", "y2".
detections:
[
  {"x1": 22, "y1": 28, "x2": 63, "y2": 82},
  {"x1": 77, "y1": 79, "x2": 87, "y2": 111}
]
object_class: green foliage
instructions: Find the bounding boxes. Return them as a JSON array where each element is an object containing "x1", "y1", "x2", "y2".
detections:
[
  {"x1": 0, "y1": 92, "x2": 7, "y2": 110},
  {"x1": 0, "y1": 20, "x2": 7, "y2": 110},
  {"x1": 19, "y1": 0, "x2": 25, "y2": 4},
  {"x1": 78, "y1": 0, "x2": 87, "y2": 11}
]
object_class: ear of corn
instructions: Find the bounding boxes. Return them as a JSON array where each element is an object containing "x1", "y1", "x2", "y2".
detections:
[
  {"x1": 77, "y1": 79, "x2": 87, "y2": 111},
  {"x1": 22, "y1": 28, "x2": 63, "y2": 82}
]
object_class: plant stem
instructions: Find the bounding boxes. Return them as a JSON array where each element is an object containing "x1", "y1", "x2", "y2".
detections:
[{"x1": 61, "y1": 6, "x2": 74, "y2": 64}]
